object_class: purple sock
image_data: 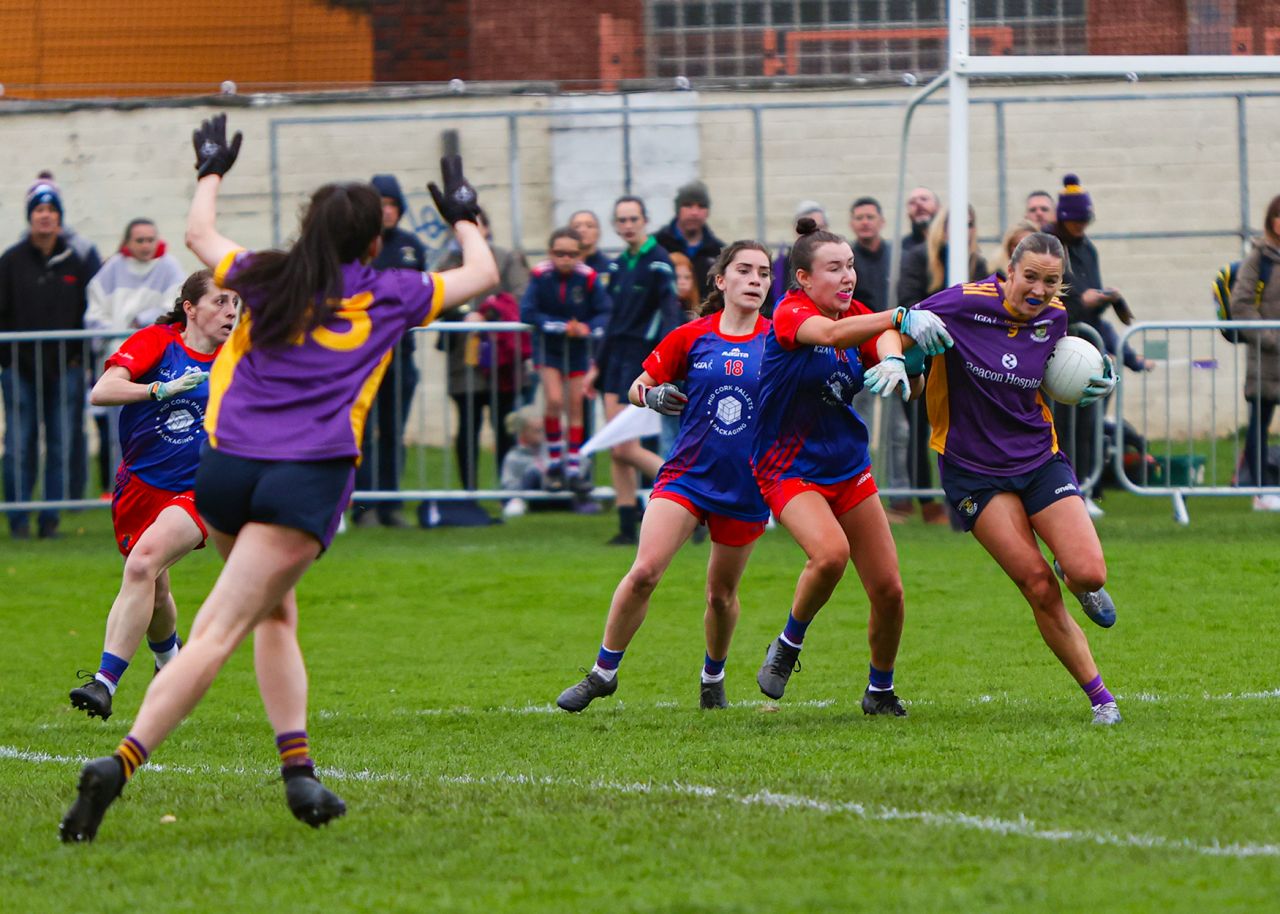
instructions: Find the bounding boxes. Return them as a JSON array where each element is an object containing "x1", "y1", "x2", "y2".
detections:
[{"x1": 1082, "y1": 675, "x2": 1114, "y2": 706}]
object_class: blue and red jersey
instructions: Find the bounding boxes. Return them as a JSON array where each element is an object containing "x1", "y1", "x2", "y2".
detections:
[
  {"x1": 644, "y1": 311, "x2": 770, "y2": 522},
  {"x1": 106, "y1": 323, "x2": 219, "y2": 492},
  {"x1": 209, "y1": 250, "x2": 446, "y2": 462},
  {"x1": 913, "y1": 276, "x2": 1068, "y2": 475},
  {"x1": 752, "y1": 290, "x2": 884, "y2": 486}
]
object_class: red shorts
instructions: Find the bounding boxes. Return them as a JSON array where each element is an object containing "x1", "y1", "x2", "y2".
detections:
[
  {"x1": 112, "y1": 472, "x2": 208, "y2": 557},
  {"x1": 757, "y1": 468, "x2": 878, "y2": 519},
  {"x1": 651, "y1": 490, "x2": 766, "y2": 547}
]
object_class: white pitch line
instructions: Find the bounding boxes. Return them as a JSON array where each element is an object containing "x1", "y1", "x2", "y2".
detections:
[
  {"x1": 4, "y1": 745, "x2": 1276, "y2": 859},
  {"x1": 369, "y1": 688, "x2": 1280, "y2": 718}
]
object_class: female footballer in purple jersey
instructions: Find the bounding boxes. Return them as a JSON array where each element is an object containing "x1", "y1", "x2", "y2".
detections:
[
  {"x1": 60, "y1": 115, "x2": 499, "y2": 842},
  {"x1": 911, "y1": 232, "x2": 1122, "y2": 725},
  {"x1": 556, "y1": 242, "x2": 774, "y2": 712},
  {"x1": 751, "y1": 218, "x2": 953, "y2": 716},
  {"x1": 68, "y1": 270, "x2": 237, "y2": 723}
]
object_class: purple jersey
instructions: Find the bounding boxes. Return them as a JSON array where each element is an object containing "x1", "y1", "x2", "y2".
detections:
[
  {"x1": 913, "y1": 276, "x2": 1068, "y2": 475},
  {"x1": 644, "y1": 312, "x2": 770, "y2": 522},
  {"x1": 107, "y1": 323, "x2": 218, "y2": 491},
  {"x1": 752, "y1": 291, "x2": 883, "y2": 486},
  {"x1": 207, "y1": 250, "x2": 446, "y2": 461}
]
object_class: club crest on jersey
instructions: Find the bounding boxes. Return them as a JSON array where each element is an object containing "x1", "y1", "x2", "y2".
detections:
[
  {"x1": 819, "y1": 370, "x2": 857, "y2": 406},
  {"x1": 706, "y1": 385, "x2": 755, "y2": 437},
  {"x1": 958, "y1": 496, "x2": 978, "y2": 516},
  {"x1": 1031, "y1": 321, "x2": 1052, "y2": 342},
  {"x1": 155, "y1": 404, "x2": 203, "y2": 447},
  {"x1": 399, "y1": 247, "x2": 418, "y2": 265}
]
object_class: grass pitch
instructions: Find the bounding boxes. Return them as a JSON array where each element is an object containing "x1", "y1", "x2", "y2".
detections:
[{"x1": 2, "y1": 492, "x2": 1278, "y2": 912}]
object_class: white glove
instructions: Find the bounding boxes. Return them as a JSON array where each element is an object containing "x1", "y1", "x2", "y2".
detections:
[
  {"x1": 150, "y1": 369, "x2": 209, "y2": 401},
  {"x1": 1077, "y1": 355, "x2": 1116, "y2": 407},
  {"x1": 863, "y1": 355, "x2": 910, "y2": 401},
  {"x1": 639, "y1": 382, "x2": 688, "y2": 415},
  {"x1": 899, "y1": 308, "x2": 954, "y2": 357}
]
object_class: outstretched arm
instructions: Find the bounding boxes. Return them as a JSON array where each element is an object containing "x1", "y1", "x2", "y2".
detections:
[{"x1": 186, "y1": 175, "x2": 242, "y2": 270}]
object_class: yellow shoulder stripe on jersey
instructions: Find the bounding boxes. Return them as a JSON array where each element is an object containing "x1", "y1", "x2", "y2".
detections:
[
  {"x1": 204, "y1": 312, "x2": 252, "y2": 448},
  {"x1": 213, "y1": 249, "x2": 245, "y2": 289},
  {"x1": 419, "y1": 273, "x2": 447, "y2": 326},
  {"x1": 925, "y1": 352, "x2": 951, "y2": 456}
]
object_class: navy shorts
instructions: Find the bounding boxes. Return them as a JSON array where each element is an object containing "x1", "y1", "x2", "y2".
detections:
[
  {"x1": 599, "y1": 338, "x2": 656, "y2": 398},
  {"x1": 195, "y1": 446, "x2": 356, "y2": 552},
  {"x1": 535, "y1": 339, "x2": 591, "y2": 377},
  {"x1": 940, "y1": 451, "x2": 1082, "y2": 532}
]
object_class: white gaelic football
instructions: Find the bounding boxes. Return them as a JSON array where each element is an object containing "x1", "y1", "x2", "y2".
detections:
[{"x1": 1041, "y1": 336, "x2": 1105, "y2": 405}]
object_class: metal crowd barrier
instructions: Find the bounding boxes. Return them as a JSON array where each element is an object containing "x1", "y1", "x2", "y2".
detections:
[
  {"x1": 12, "y1": 322, "x2": 1273, "y2": 526},
  {"x1": 1115, "y1": 320, "x2": 1280, "y2": 525}
]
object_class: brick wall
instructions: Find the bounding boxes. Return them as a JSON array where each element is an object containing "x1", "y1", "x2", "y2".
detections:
[
  {"x1": 373, "y1": 0, "x2": 470, "y2": 83},
  {"x1": 371, "y1": 0, "x2": 644, "y2": 86}
]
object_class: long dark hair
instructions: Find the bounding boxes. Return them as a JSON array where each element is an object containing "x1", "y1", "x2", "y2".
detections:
[
  {"x1": 699, "y1": 240, "x2": 772, "y2": 316},
  {"x1": 229, "y1": 182, "x2": 382, "y2": 349},
  {"x1": 156, "y1": 269, "x2": 215, "y2": 326}
]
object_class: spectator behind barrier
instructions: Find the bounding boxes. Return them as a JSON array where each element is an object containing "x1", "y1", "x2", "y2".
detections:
[
  {"x1": 0, "y1": 175, "x2": 98, "y2": 539},
  {"x1": 1229, "y1": 193, "x2": 1280, "y2": 512}
]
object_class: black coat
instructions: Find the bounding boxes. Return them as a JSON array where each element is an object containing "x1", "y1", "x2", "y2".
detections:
[{"x1": 0, "y1": 236, "x2": 94, "y2": 375}]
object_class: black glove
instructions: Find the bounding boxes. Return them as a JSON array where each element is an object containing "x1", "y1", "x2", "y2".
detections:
[
  {"x1": 192, "y1": 113, "x2": 242, "y2": 178},
  {"x1": 428, "y1": 155, "x2": 481, "y2": 225}
]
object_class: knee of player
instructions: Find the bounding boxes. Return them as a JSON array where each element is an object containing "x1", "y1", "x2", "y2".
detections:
[
  {"x1": 122, "y1": 548, "x2": 164, "y2": 585},
  {"x1": 865, "y1": 575, "x2": 904, "y2": 611},
  {"x1": 808, "y1": 549, "x2": 848, "y2": 582},
  {"x1": 1018, "y1": 565, "x2": 1060, "y2": 608},
  {"x1": 705, "y1": 585, "x2": 738, "y2": 615},
  {"x1": 625, "y1": 561, "x2": 664, "y2": 595}
]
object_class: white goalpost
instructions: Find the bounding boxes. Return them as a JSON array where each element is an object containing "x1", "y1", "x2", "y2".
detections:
[{"x1": 940, "y1": 0, "x2": 1280, "y2": 284}]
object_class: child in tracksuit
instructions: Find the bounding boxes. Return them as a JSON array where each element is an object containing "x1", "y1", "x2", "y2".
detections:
[{"x1": 520, "y1": 227, "x2": 611, "y2": 491}]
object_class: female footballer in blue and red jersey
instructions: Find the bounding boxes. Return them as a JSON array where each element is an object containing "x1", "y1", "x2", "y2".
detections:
[
  {"x1": 68, "y1": 270, "x2": 237, "y2": 722},
  {"x1": 557, "y1": 242, "x2": 774, "y2": 712},
  {"x1": 60, "y1": 116, "x2": 501, "y2": 842},
  {"x1": 912, "y1": 231, "x2": 1122, "y2": 725},
  {"x1": 750, "y1": 218, "x2": 954, "y2": 716},
  {"x1": 520, "y1": 226, "x2": 611, "y2": 490}
]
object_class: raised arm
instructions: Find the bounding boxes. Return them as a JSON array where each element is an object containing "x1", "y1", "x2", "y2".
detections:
[
  {"x1": 185, "y1": 115, "x2": 244, "y2": 270},
  {"x1": 427, "y1": 156, "x2": 499, "y2": 309}
]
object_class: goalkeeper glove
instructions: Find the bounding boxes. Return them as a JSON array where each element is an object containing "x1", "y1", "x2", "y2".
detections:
[
  {"x1": 1077, "y1": 355, "x2": 1116, "y2": 407},
  {"x1": 192, "y1": 114, "x2": 242, "y2": 179},
  {"x1": 638, "y1": 382, "x2": 688, "y2": 415},
  {"x1": 149, "y1": 370, "x2": 209, "y2": 401},
  {"x1": 863, "y1": 355, "x2": 911, "y2": 401},
  {"x1": 428, "y1": 155, "x2": 482, "y2": 225},
  {"x1": 894, "y1": 307, "x2": 954, "y2": 356}
]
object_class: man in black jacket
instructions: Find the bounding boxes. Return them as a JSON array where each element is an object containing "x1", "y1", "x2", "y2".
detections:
[
  {"x1": 654, "y1": 181, "x2": 724, "y2": 295},
  {"x1": 0, "y1": 180, "x2": 96, "y2": 538}
]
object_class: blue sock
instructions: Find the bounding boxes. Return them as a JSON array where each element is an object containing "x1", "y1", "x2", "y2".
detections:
[
  {"x1": 703, "y1": 654, "x2": 726, "y2": 681},
  {"x1": 148, "y1": 632, "x2": 178, "y2": 654},
  {"x1": 780, "y1": 612, "x2": 810, "y2": 648},
  {"x1": 595, "y1": 645, "x2": 625, "y2": 671},
  {"x1": 96, "y1": 651, "x2": 129, "y2": 694},
  {"x1": 868, "y1": 664, "x2": 894, "y2": 692}
]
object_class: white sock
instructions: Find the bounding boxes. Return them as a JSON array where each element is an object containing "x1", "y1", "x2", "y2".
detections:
[
  {"x1": 591, "y1": 664, "x2": 617, "y2": 682},
  {"x1": 700, "y1": 669, "x2": 725, "y2": 684},
  {"x1": 94, "y1": 673, "x2": 118, "y2": 696},
  {"x1": 154, "y1": 643, "x2": 180, "y2": 668}
]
